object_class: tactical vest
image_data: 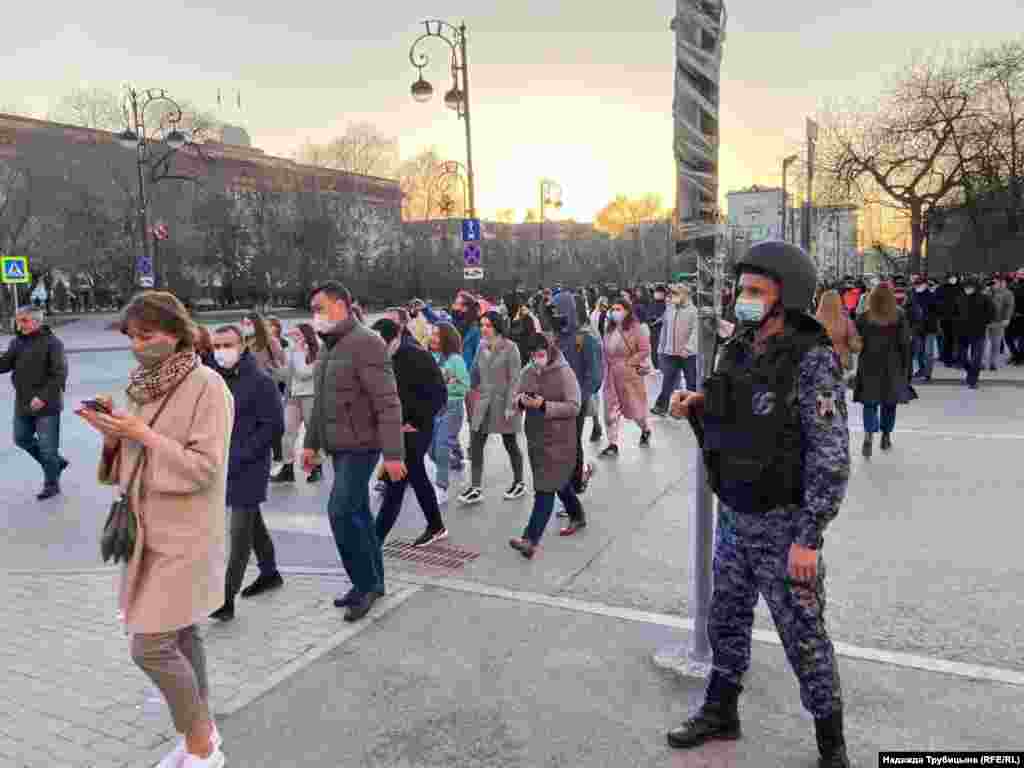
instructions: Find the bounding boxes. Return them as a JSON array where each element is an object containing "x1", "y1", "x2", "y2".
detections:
[{"x1": 701, "y1": 317, "x2": 832, "y2": 514}]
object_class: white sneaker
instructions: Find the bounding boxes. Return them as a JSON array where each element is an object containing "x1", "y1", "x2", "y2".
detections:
[
  {"x1": 434, "y1": 485, "x2": 449, "y2": 505},
  {"x1": 182, "y1": 747, "x2": 226, "y2": 768},
  {"x1": 156, "y1": 725, "x2": 222, "y2": 768}
]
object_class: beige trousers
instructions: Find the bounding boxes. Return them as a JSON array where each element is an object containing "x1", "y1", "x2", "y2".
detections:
[{"x1": 131, "y1": 624, "x2": 210, "y2": 733}]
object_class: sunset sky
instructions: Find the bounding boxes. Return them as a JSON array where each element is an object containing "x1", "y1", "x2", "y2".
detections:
[{"x1": 1, "y1": 0, "x2": 1018, "y2": 224}]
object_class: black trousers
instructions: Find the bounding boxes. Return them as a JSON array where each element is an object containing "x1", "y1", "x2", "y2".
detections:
[
  {"x1": 225, "y1": 505, "x2": 277, "y2": 602},
  {"x1": 376, "y1": 427, "x2": 445, "y2": 542}
]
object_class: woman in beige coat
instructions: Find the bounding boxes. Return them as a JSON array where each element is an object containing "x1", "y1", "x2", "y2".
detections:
[
  {"x1": 599, "y1": 297, "x2": 653, "y2": 457},
  {"x1": 78, "y1": 291, "x2": 233, "y2": 768}
]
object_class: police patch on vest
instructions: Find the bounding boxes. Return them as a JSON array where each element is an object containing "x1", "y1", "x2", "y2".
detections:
[{"x1": 816, "y1": 392, "x2": 837, "y2": 420}]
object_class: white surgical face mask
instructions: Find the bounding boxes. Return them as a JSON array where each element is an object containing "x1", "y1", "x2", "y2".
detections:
[
  {"x1": 214, "y1": 348, "x2": 240, "y2": 369},
  {"x1": 240, "y1": 324, "x2": 254, "y2": 338},
  {"x1": 610, "y1": 310, "x2": 625, "y2": 324},
  {"x1": 734, "y1": 299, "x2": 766, "y2": 325},
  {"x1": 312, "y1": 314, "x2": 333, "y2": 335},
  {"x1": 964, "y1": 288, "x2": 975, "y2": 295}
]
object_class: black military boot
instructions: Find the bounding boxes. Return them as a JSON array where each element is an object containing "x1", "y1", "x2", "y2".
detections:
[
  {"x1": 880, "y1": 432, "x2": 892, "y2": 451},
  {"x1": 667, "y1": 671, "x2": 742, "y2": 749},
  {"x1": 815, "y1": 711, "x2": 851, "y2": 768},
  {"x1": 861, "y1": 434, "x2": 873, "y2": 458}
]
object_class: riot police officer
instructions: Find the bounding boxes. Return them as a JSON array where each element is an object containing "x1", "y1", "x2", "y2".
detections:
[{"x1": 667, "y1": 241, "x2": 851, "y2": 768}]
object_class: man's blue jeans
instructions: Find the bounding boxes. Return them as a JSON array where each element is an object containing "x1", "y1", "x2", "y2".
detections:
[
  {"x1": 656, "y1": 354, "x2": 697, "y2": 410},
  {"x1": 328, "y1": 451, "x2": 384, "y2": 595},
  {"x1": 14, "y1": 411, "x2": 62, "y2": 485},
  {"x1": 861, "y1": 402, "x2": 897, "y2": 434},
  {"x1": 912, "y1": 333, "x2": 937, "y2": 379}
]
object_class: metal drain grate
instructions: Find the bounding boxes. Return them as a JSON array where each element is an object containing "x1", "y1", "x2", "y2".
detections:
[{"x1": 382, "y1": 539, "x2": 480, "y2": 570}]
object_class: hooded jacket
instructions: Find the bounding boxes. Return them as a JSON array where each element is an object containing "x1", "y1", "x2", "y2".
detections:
[
  {"x1": 552, "y1": 292, "x2": 602, "y2": 398},
  {"x1": 0, "y1": 325, "x2": 68, "y2": 416},
  {"x1": 514, "y1": 348, "x2": 581, "y2": 493}
]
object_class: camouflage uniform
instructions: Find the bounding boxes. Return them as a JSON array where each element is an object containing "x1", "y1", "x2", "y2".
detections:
[{"x1": 708, "y1": 343, "x2": 850, "y2": 719}]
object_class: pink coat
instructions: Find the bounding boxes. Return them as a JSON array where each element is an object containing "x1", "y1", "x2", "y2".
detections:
[
  {"x1": 602, "y1": 322, "x2": 651, "y2": 421},
  {"x1": 99, "y1": 365, "x2": 234, "y2": 634}
]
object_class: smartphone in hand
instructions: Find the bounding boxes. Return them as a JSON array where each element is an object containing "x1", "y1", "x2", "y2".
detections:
[{"x1": 81, "y1": 399, "x2": 112, "y2": 414}]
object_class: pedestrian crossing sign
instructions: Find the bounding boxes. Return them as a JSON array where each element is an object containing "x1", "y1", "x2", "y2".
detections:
[{"x1": 1, "y1": 256, "x2": 30, "y2": 284}]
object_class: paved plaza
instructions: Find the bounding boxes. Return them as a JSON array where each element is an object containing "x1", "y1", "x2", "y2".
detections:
[{"x1": 2, "y1": 322, "x2": 1022, "y2": 766}]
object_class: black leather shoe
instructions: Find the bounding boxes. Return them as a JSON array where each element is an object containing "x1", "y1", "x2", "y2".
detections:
[
  {"x1": 240, "y1": 571, "x2": 283, "y2": 598},
  {"x1": 334, "y1": 586, "x2": 384, "y2": 608},
  {"x1": 880, "y1": 433, "x2": 892, "y2": 451},
  {"x1": 210, "y1": 603, "x2": 235, "y2": 622},
  {"x1": 344, "y1": 591, "x2": 380, "y2": 622},
  {"x1": 862, "y1": 437, "x2": 873, "y2": 458},
  {"x1": 37, "y1": 484, "x2": 60, "y2": 501}
]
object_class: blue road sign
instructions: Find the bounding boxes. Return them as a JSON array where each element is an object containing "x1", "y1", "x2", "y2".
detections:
[
  {"x1": 1, "y1": 256, "x2": 30, "y2": 284},
  {"x1": 461, "y1": 218, "x2": 481, "y2": 242},
  {"x1": 463, "y1": 243, "x2": 481, "y2": 267}
]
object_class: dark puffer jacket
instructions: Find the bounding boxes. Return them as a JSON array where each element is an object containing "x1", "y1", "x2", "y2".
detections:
[
  {"x1": 306, "y1": 316, "x2": 404, "y2": 462},
  {"x1": 0, "y1": 326, "x2": 68, "y2": 416}
]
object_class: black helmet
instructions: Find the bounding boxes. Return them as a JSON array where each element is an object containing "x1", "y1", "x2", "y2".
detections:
[{"x1": 734, "y1": 240, "x2": 817, "y2": 312}]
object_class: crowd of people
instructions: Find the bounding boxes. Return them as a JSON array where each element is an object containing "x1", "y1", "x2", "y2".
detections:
[{"x1": 4, "y1": 250, "x2": 1022, "y2": 767}]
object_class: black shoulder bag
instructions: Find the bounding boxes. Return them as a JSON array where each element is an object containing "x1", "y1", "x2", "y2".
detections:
[{"x1": 100, "y1": 374, "x2": 190, "y2": 564}]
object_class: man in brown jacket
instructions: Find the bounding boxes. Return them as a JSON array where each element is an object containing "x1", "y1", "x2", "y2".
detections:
[{"x1": 304, "y1": 282, "x2": 407, "y2": 622}]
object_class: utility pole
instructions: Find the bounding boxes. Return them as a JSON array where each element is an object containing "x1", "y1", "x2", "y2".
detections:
[
  {"x1": 802, "y1": 119, "x2": 818, "y2": 254},
  {"x1": 654, "y1": 0, "x2": 726, "y2": 679}
]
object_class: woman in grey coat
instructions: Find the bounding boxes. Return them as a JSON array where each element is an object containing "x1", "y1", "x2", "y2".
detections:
[
  {"x1": 509, "y1": 333, "x2": 584, "y2": 559},
  {"x1": 457, "y1": 311, "x2": 525, "y2": 506}
]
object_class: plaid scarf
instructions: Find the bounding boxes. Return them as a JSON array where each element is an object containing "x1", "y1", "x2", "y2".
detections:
[{"x1": 126, "y1": 351, "x2": 199, "y2": 405}]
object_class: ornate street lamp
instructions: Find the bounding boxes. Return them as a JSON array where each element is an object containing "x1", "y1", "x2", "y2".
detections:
[
  {"x1": 117, "y1": 86, "x2": 197, "y2": 289},
  {"x1": 409, "y1": 20, "x2": 476, "y2": 218}
]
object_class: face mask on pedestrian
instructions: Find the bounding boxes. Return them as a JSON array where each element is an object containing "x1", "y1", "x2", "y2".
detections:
[
  {"x1": 948, "y1": 278, "x2": 957, "y2": 285},
  {"x1": 915, "y1": 284, "x2": 927, "y2": 293},
  {"x1": 134, "y1": 339, "x2": 177, "y2": 369},
  {"x1": 311, "y1": 314, "x2": 333, "y2": 335},
  {"x1": 213, "y1": 347, "x2": 240, "y2": 369},
  {"x1": 735, "y1": 297, "x2": 775, "y2": 326},
  {"x1": 610, "y1": 309, "x2": 625, "y2": 324},
  {"x1": 964, "y1": 287, "x2": 976, "y2": 295},
  {"x1": 240, "y1": 322, "x2": 254, "y2": 338}
]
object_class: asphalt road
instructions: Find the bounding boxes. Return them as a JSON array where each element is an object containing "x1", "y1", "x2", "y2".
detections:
[{"x1": 3, "y1": 346, "x2": 1023, "y2": 675}]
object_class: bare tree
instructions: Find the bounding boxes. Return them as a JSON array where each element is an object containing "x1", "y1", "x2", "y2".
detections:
[
  {"x1": 0, "y1": 161, "x2": 37, "y2": 254},
  {"x1": 48, "y1": 87, "x2": 123, "y2": 130},
  {"x1": 971, "y1": 41, "x2": 1024, "y2": 234},
  {"x1": 295, "y1": 122, "x2": 399, "y2": 178},
  {"x1": 821, "y1": 53, "x2": 978, "y2": 273},
  {"x1": 397, "y1": 147, "x2": 444, "y2": 221}
]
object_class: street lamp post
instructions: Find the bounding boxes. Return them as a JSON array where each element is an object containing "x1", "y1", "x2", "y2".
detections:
[
  {"x1": 781, "y1": 154, "x2": 798, "y2": 242},
  {"x1": 539, "y1": 178, "x2": 563, "y2": 286},
  {"x1": 117, "y1": 87, "x2": 192, "y2": 290},
  {"x1": 409, "y1": 20, "x2": 476, "y2": 218}
]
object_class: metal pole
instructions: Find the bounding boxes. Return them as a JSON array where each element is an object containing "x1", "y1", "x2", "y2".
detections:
[
  {"x1": 131, "y1": 93, "x2": 152, "y2": 290},
  {"x1": 459, "y1": 23, "x2": 476, "y2": 219},
  {"x1": 654, "y1": 0, "x2": 725, "y2": 679},
  {"x1": 539, "y1": 182, "x2": 545, "y2": 286},
  {"x1": 781, "y1": 165, "x2": 787, "y2": 242}
]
